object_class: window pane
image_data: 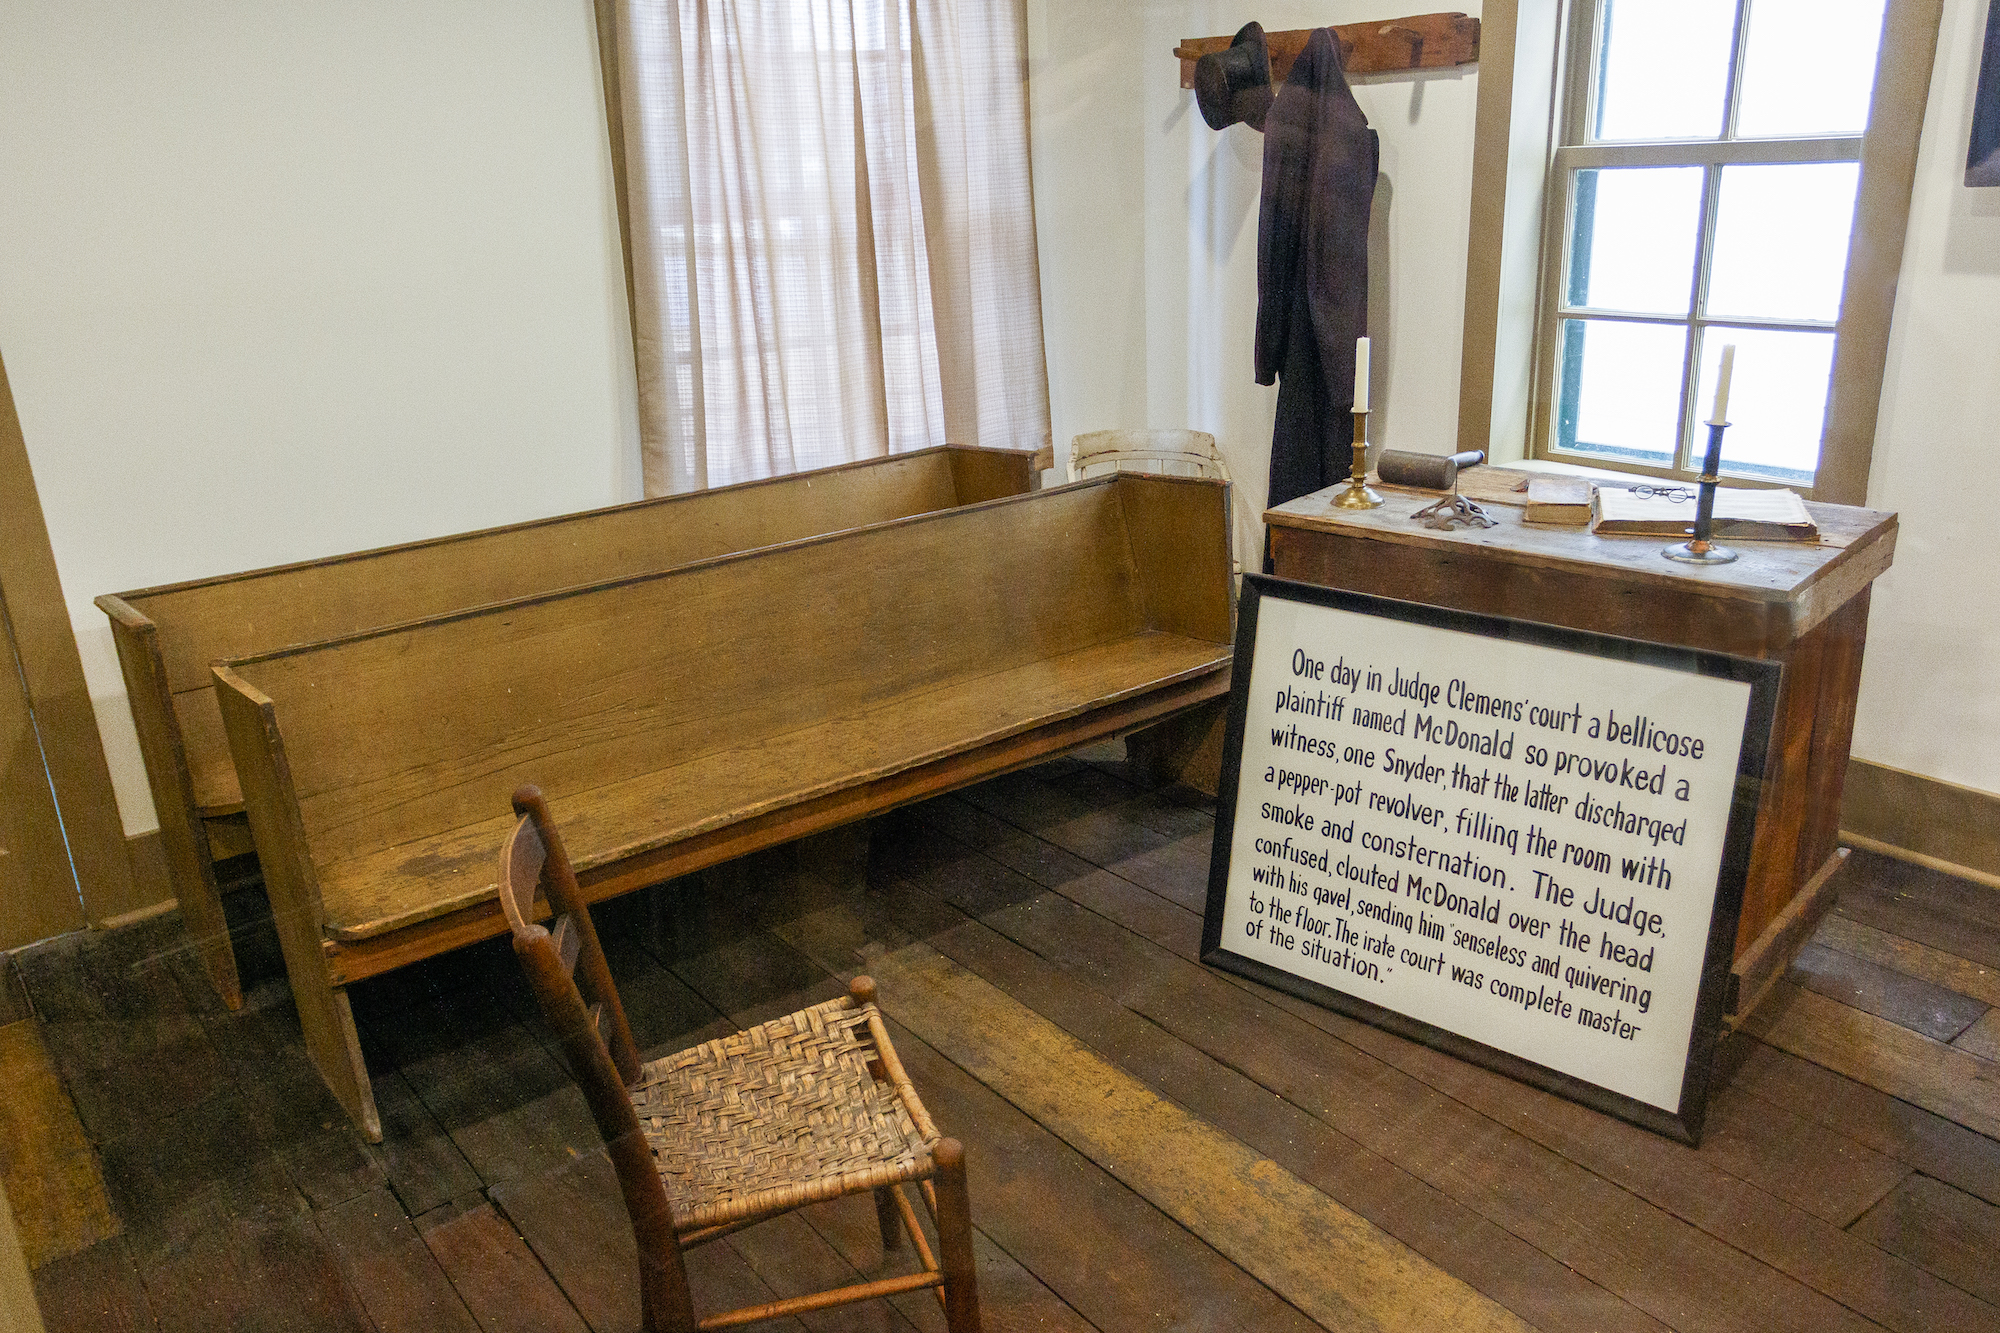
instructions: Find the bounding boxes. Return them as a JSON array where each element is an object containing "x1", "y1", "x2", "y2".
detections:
[
  {"x1": 1694, "y1": 328, "x2": 1834, "y2": 482},
  {"x1": 1705, "y1": 163, "x2": 1859, "y2": 322},
  {"x1": 1556, "y1": 318, "x2": 1687, "y2": 466},
  {"x1": 1594, "y1": 0, "x2": 1736, "y2": 141},
  {"x1": 1567, "y1": 167, "x2": 1705, "y2": 313},
  {"x1": 1736, "y1": 0, "x2": 1886, "y2": 138}
]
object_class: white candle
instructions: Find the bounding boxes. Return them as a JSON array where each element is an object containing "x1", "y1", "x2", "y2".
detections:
[
  {"x1": 1354, "y1": 337, "x2": 1370, "y2": 413},
  {"x1": 1707, "y1": 343, "x2": 1736, "y2": 426}
]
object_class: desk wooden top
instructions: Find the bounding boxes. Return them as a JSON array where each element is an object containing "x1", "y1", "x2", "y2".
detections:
[
  {"x1": 1268, "y1": 482, "x2": 1894, "y2": 604},
  {"x1": 1264, "y1": 480, "x2": 1896, "y2": 655}
]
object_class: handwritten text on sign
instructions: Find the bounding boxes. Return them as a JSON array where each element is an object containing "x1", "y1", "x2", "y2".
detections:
[{"x1": 1216, "y1": 594, "x2": 1753, "y2": 1113}]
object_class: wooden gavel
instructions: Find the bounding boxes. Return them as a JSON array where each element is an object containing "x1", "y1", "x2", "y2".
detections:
[{"x1": 1376, "y1": 448, "x2": 1486, "y2": 490}]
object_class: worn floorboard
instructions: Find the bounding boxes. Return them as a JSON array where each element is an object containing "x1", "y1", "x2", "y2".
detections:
[
  {"x1": 1787, "y1": 943, "x2": 1989, "y2": 1042},
  {"x1": 1958, "y1": 1010, "x2": 2000, "y2": 1062},
  {"x1": 1849, "y1": 1174, "x2": 2000, "y2": 1308},
  {"x1": 1811, "y1": 914, "x2": 2000, "y2": 1009},
  {"x1": 1833, "y1": 850, "x2": 2000, "y2": 971},
  {"x1": 317, "y1": 1185, "x2": 483, "y2": 1333},
  {"x1": 138, "y1": 1214, "x2": 373, "y2": 1333},
  {"x1": 0, "y1": 1019, "x2": 117, "y2": 1269},
  {"x1": 870, "y1": 808, "x2": 1973, "y2": 1333},
  {"x1": 417, "y1": 1200, "x2": 591, "y2": 1333},
  {"x1": 1742, "y1": 981, "x2": 2000, "y2": 1140},
  {"x1": 863, "y1": 940, "x2": 1533, "y2": 1333},
  {"x1": 782, "y1": 885, "x2": 1659, "y2": 1333},
  {"x1": 28, "y1": 1234, "x2": 154, "y2": 1333},
  {"x1": 14, "y1": 748, "x2": 2000, "y2": 1333}
]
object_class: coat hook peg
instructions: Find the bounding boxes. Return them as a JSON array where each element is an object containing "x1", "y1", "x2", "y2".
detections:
[{"x1": 1175, "y1": 15, "x2": 1479, "y2": 87}]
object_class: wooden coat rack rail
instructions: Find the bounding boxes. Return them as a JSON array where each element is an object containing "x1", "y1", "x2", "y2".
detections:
[{"x1": 1174, "y1": 12, "x2": 1479, "y2": 86}]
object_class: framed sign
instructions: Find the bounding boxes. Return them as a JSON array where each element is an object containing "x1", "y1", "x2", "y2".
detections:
[
  {"x1": 1202, "y1": 576, "x2": 1780, "y2": 1143},
  {"x1": 1972, "y1": 0, "x2": 2000, "y2": 186}
]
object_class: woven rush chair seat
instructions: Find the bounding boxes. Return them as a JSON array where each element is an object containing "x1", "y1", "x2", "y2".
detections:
[
  {"x1": 497, "y1": 785, "x2": 981, "y2": 1332},
  {"x1": 635, "y1": 994, "x2": 937, "y2": 1232}
]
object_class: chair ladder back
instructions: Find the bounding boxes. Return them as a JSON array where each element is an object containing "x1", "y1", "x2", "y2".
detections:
[
  {"x1": 1068, "y1": 428, "x2": 1232, "y2": 484},
  {"x1": 502, "y1": 786, "x2": 644, "y2": 1085},
  {"x1": 549, "y1": 913, "x2": 583, "y2": 975},
  {"x1": 497, "y1": 793, "x2": 698, "y2": 1330}
]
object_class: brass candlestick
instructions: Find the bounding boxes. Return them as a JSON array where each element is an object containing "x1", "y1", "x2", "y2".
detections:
[{"x1": 1330, "y1": 409, "x2": 1383, "y2": 509}]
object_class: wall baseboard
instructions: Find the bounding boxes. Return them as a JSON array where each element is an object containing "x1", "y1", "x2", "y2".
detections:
[{"x1": 1839, "y1": 759, "x2": 2000, "y2": 888}]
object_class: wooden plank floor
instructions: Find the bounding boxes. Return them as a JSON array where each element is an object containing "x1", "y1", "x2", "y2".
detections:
[{"x1": 19, "y1": 745, "x2": 2000, "y2": 1332}]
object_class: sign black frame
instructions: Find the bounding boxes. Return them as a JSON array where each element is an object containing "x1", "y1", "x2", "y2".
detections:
[
  {"x1": 1201, "y1": 574, "x2": 1782, "y2": 1145},
  {"x1": 1971, "y1": 0, "x2": 2000, "y2": 186}
]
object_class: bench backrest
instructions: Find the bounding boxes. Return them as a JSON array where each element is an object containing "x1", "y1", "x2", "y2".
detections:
[
  {"x1": 216, "y1": 474, "x2": 1230, "y2": 871},
  {"x1": 100, "y1": 445, "x2": 1035, "y2": 820}
]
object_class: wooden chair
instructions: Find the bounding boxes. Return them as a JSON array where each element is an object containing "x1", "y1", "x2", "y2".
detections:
[
  {"x1": 1067, "y1": 428, "x2": 1232, "y2": 485},
  {"x1": 1068, "y1": 430, "x2": 1242, "y2": 577},
  {"x1": 497, "y1": 785, "x2": 981, "y2": 1333}
]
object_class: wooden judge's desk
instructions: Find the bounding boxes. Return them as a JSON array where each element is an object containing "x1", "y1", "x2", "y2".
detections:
[{"x1": 1263, "y1": 477, "x2": 1897, "y2": 1019}]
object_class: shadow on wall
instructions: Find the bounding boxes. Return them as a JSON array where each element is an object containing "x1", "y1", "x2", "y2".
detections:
[
  {"x1": 1187, "y1": 118, "x2": 1262, "y2": 263},
  {"x1": 1367, "y1": 173, "x2": 1394, "y2": 454},
  {"x1": 1183, "y1": 118, "x2": 1265, "y2": 573},
  {"x1": 1349, "y1": 61, "x2": 1473, "y2": 123}
]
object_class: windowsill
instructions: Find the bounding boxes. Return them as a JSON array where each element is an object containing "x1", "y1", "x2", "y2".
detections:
[{"x1": 1523, "y1": 454, "x2": 1806, "y2": 492}]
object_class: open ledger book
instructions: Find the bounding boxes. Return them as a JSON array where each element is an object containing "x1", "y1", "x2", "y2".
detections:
[{"x1": 1590, "y1": 486, "x2": 1817, "y2": 541}]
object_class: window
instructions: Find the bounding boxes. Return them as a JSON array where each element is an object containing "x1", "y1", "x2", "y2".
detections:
[
  {"x1": 1532, "y1": 0, "x2": 1890, "y2": 486},
  {"x1": 609, "y1": 0, "x2": 1049, "y2": 497}
]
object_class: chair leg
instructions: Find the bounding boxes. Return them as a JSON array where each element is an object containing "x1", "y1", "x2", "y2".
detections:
[
  {"x1": 874, "y1": 1186, "x2": 904, "y2": 1251},
  {"x1": 932, "y1": 1139, "x2": 981, "y2": 1333}
]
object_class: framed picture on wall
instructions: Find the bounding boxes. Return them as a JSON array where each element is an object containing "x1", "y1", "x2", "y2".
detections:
[{"x1": 1972, "y1": 0, "x2": 2000, "y2": 186}]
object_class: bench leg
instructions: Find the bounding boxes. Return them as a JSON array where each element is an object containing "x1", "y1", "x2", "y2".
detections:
[
  {"x1": 269, "y1": 898, "x2": 380, "y2": 1140},
  {"x1": 261, "y1": 861, "x2": 381, "y2": 1140},
  {"x1": 164, "y1": 818, "x2": 243, "y2": 1011},
  {"x1": 268, "y1": 911, "x2": 380, "y2": 1140},
  {"x1": 1126, "y1": 700, "x2": 1229, "y2": 796},
  {"x1": 106, "y1": 612, "x2": 245, "y2": 1010},
  {"x1": 256, "y1": 836, "x2": 380, "y2": 1128},
  {"x1": 216, "y1": 677, "x2": 381, "y2": 1140},
  {"x1": 311, "y1": 985, "x2": 382, "y2": 1143}
]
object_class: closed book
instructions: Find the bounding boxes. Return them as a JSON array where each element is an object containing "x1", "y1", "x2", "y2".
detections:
[
  {"x1": 1589, "y1": 486, "x2": 1817, "y2": 541},
  {"x1": 1522, "y1": 476, "x2": 1591, "y2": 526}
]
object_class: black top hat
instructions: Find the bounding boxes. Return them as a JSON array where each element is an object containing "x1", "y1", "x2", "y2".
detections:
[{"x1": 1194, "y1": 22, "x2": 1275, "y2": 131}]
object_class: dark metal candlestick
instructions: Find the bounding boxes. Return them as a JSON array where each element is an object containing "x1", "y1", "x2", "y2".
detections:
[
  {"x1": 1663, "y1": 419, "x2": 1738, "y2": 565},
  {"x1": 1330, "y1": 410, "x2": 1383, "y2": 509}
]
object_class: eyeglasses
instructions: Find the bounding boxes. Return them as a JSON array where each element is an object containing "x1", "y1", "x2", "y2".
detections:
[{"x1": 1630, "y1": 485, "x2": 1694, "y2": 502}]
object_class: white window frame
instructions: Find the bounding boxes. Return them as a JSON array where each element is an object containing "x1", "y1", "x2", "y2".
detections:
[
  {"x1": 1456, "y1": 0, "x2": 1943, "y2": 505},
  {"x1": 1534, "y1": 0, "x2": 1865, "y2": 485}
]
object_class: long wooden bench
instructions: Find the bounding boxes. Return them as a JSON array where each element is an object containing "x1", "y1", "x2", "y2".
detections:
[
  {"x1": 214, "y1": 474, "x2": 1234, "y2": 1139},
  {"x1": 97, "y1": 445, "x2": 1039, "y2": 1008}
]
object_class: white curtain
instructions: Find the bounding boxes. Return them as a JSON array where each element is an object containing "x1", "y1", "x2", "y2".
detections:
[{"x1": 615, "y1": 0, "x2": 1051, "y2": 494}]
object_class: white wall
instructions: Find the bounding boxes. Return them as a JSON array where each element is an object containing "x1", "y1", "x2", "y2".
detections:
[
  {"x1": 1027, "y1": 0, "x2": 1483, "y2": 572},
  {"x1": 0, "y1": 0, "x2": 640, "y2": 835},
  {"x1": 1848, "y1": 0, "x2": 2000, "y2": 794}
]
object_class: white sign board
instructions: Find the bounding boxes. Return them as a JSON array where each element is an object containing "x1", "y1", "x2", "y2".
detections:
[{"x1": 1203, "y1": 577, "x2": 1779, "y2": 1143}]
